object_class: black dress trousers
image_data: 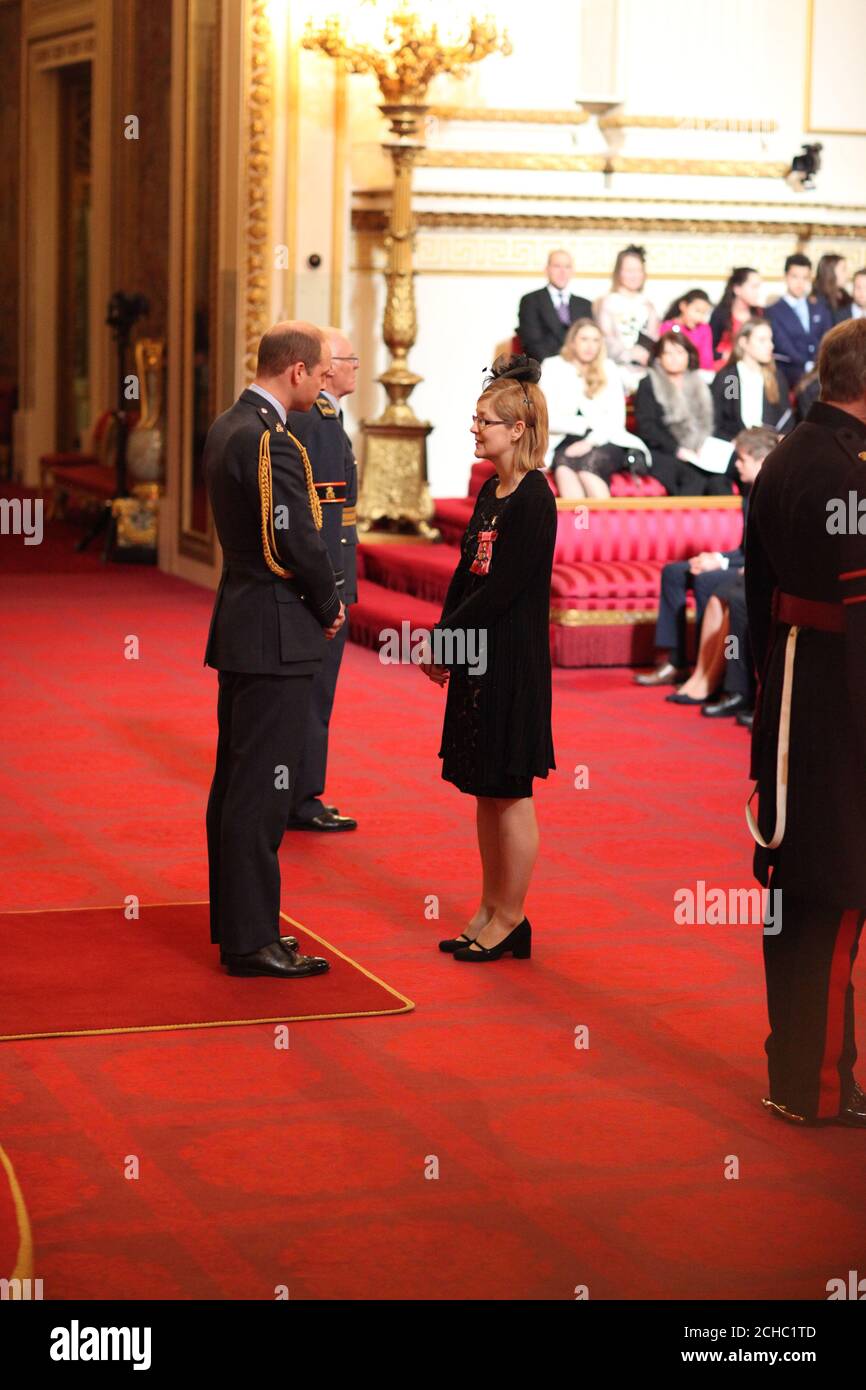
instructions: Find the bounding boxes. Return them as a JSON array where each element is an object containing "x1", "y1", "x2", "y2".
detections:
[
  {"x1": 763, "y1": 892, "x2": 864, "y2": 1120},
  {"x1": 290, "y1": 614, "x2": 349, "y2": 821},
  {"x1": 207, "y1": 670, "x2": 314, "y2": 955}
]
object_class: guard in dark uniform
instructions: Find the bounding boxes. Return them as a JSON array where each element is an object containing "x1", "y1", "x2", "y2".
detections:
[
  {"x1": 204, "y1": 321, "x2": 345, "y2": 978},
  {"x1": 745, "y1": 318, "x2": 866, "y2": 1126},
  {"x1": 286, "y1": 331, "x2": 359, "y2": 831}
]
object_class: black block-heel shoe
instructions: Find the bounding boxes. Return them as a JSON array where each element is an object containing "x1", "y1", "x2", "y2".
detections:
[
  {"x1": 453, "y1": 918, "x2": 531, "y2": 962},
  {"x1": 438, "y1": 932, "x2": 480, "y2": 953}
]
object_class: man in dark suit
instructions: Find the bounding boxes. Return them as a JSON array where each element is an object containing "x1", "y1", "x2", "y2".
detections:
[
  {"x1": 745, "y1": 317, "x2": 866, "y2": 1127},
  {"x1": 516, "y1": 250, "x2": 593, "y2": 363},
  {"x1": 766, "y1": 254, "x2": 833, "y2": 390},
  {"x1": 286, "y1": 327, "x2": 359, "y2": 832},
  {"x1": 204, "y1": 321, "x2": 345, "y2": 979},
  {"x1": 634, "y1": 487, "x2": 750, "y2": 691}
]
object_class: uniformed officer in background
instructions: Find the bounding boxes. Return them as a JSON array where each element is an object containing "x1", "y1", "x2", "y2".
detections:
[
  {"x1": 204, "y1": 321, "x2": 345, "y2": 977},
  {"x1": 745, "y1": 316, "x2": 866, "y2": 1126},
  {"x1": 286, "y1": 327, "x2": 359, "y2": 832}
]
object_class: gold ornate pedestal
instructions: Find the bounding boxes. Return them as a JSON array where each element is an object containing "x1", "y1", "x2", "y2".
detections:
[
  {"x1": 302, "y1": 8, "x2": 510, "y2": 538},
  {"x1": 360, "y1": 420, "x2": 436, "y2": 536}
]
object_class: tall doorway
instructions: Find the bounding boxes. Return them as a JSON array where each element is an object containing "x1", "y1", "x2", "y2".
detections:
[{"x1": 56, "y1": 61, "x2": 92, "y2": 452}]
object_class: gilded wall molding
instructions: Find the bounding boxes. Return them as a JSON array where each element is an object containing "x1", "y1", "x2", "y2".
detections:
[
  {"x1": 429, "y1": 104, "x2": 589, "y2": 125},
  {"x1": 352, "y1": 225, "x2": 866, "y2": 280},
  {"x1": 31, "y1": 29, "x2": 94, "y2": 68},
  {"x1": 244, "y1": 0, "x2": 272, "y2": 377},
  {"x1": 598, "y1": 112, "x2": 777, "y2": 133},
  {"x1": 610, "y1": 155, "x2": 789, "y2": 178},
  {"x1": 416, "y1": 151, "x2": 606, "y2": 172},
  {"x1": 352, "y1": 209, "x2": 866, "y2": 240},
  {"x1": 411, "y1": 190, "x2": 866, "y2": 214},
  {"x1": 414, "y1": 150, "x2": 789, "y2": 178}
]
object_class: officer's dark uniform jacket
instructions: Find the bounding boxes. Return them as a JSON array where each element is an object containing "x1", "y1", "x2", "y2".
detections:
[
  {"x1": 204, "y1": 389, "x2": 342, "y2": 674},
  {"x1": 746, "y1": 400, "x2": 866, "y2": 902},
  {"x1": 287, "y1": 393, "x2": 358, "y2": 605}
]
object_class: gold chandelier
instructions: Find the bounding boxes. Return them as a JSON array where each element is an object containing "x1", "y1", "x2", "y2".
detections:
[{"x1": 303, "y1": 3, "x2": 511, "y2": 534}]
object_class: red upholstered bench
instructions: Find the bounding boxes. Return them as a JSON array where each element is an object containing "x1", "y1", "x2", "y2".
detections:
[
  {"x1": 359, "y1": 462, "x2": 743, "y2": 670},
  {"x1": 549, "y1": 495, "x2": 743, "y2": 665}
]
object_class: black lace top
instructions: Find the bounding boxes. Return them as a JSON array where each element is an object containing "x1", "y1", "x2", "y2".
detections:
[{"x1": 435, "y1": 470, "x2": 557, "y2": 793}]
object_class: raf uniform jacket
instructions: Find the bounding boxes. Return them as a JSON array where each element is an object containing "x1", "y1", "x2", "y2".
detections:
[
  {"x1": 745, "y1": 400, "x2": 866, "y2": 902},
  {"x1": 517, "y1": 286, "x2": 594, "y2": 364},
  {"x1": 287, "y1": 393, "x2": 358, "y2": 605},
  {"x1": 204, "y1": 388, "x2": 342, "y2": 676}
]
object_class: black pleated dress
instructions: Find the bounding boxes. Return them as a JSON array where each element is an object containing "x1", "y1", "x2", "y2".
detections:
[{"x1": 436, "y1": 468, "x2": 557, "y2": 798}]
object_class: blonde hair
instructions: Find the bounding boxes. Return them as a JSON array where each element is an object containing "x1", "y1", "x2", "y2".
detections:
[
  {"x1": 478, "y1": 377, "x2": 549, "y2": 472},
  {"x1": 562, "y1": 318, "x2": 607, "y2": 399},
  {"x1": 733, "y1": 319, "x2": 779, "y2": 406}
]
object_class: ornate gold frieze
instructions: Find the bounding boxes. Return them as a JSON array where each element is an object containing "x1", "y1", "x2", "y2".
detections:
[
  {"x1": 411, "y1": 190, "x2": 866, "y2": 213},
  {"x1": 429, "y1": 105, "x2": 589, "y2": 125},
  {"x1": 244, "y1": 0, "x2": 272, "y2": 378},
  {"x1": 598, "y1": 113, "x2": 777, "y2": 133},
  {"x1": 352, "y1": 209, "x2": 866, "y2": 240},
  {"x1": 413, "y1": 150, "x2": 789, "y2": 178},
  {"x1": 416, "y1": 150, "x2": 606, "y2": 172}
]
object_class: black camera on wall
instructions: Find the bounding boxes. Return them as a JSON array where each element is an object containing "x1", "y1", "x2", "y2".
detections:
[{"x1": 788, "y1": 143, "x2": 823, "y2": 191}]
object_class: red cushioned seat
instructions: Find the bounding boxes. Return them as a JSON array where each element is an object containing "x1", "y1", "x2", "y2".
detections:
[
  {"x1": 360, "y1": 543, "x2": 459, "y2": 606},
  {"x1": 609, "y1": 473, "x2": 666, "y2": 497},
  {"x1": 51, "y1": 463, "x2": 116, "y2": 499}
]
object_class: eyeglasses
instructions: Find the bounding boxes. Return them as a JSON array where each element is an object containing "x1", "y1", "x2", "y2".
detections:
[
  {"x1": 472, "y1": 416, "x2": 505, "y2": 430},
  {"x1": 331, "y1": 356, "x2": 360, "y2": 367}
]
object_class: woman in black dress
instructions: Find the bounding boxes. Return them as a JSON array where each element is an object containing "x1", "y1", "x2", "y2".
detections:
[{"x1": 421, "y1": 356, "x2": 557, "y2": 963}]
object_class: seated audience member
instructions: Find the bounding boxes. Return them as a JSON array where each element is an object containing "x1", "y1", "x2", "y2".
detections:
[
  {"x1": 814, "y1": 252, "x2": 854, "y2": 324},
  {"x1": 766, "y1": 253, "x2": 833, "y2": 389},
  {"x1": 634, "y1": 427, "x2": 779, "y2": 693},
  {"x1": 517, "y1": 249, "x2": 593, "y2": 363},
  {"x1": 658, "y1": 289, "x2": 715, "y2": 371},
  {"x1": 668, "y1": 429, "x2": 780, "y2": 716},
  {"x1": 712, "y1": 320, "x2": 793, "y2": 446},
  {"x1": 594, "y1": 244, "x2": 660, "y2": 390},
  {"x1": 540, "y1": 318, "x2": 649, "y2": 499},
  {"x1": 709, "y1": 267, "x2": 763, "y2": 363},
  {"x1": 633, "y1": 333, "x2": 726, "y2": 496},
  {"x1": 693, "y1": 576, "x2": 753, "y2": 724},
  {"x1": 851, "y1": 268, "x2": 866, "y2": 320}
]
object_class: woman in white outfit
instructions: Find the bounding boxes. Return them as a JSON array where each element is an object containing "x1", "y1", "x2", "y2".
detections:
[{"x1": 540, "y1": 318, "x2": 649, "y2": 498}]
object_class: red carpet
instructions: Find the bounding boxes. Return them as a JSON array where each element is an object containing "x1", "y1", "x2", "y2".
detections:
[
  {"x1": 0, "y1": 532, "x2": 864, "y2": 1299},
  {"x1": 0, "y1": 904, "x2": 412, "y2": 1041}
]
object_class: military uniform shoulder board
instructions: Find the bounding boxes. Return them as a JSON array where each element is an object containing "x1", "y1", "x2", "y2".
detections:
[
  {"x1": 274, "y1": 422, "x2": 285, "y2": 432},
  {"x1": 315, "y1": 398, "x2": 338, "y2": 417}
]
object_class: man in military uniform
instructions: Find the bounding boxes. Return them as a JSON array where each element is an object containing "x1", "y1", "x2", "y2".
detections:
[
  {"x1": 285, "y1": 327, "x2": 359, "y2": 832},
  {"x1": 204, "y1": 321, "x2": 345, "y2": 978},
  {"x1": 745, "y1": 317, "x2": 866, "y2": 1126}
]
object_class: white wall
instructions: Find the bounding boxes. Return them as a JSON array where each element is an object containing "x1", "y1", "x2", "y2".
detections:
[{"x1": 289, "y1": 0, "x2": 866, "y2": 498}]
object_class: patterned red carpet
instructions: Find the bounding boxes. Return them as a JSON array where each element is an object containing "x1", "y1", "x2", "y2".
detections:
[{"x1": 0, "y1": 545, "x2": 864, "y2": 1299}]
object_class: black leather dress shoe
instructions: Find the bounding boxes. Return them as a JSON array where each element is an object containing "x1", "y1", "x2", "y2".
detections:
[
  {"x1": 736, "y1": 710, "x2": 754, "y2": 731},
  {"x1": 279, "y1": 935, "x2": 329, "y2": 973},
  {"x1": 324, "y1": 804, "x2": 339, "y2": 816},
  {"x1": 665, "y1": 691, "x2": 707, "y2": 705},
  {"x1": 223, "y1": 941, "x2": 329, "y2": 978},
  {"x1": 702, "y1": 691, "x2": 749, "y2": 718},
  {"x1": 635, "y1": 661, "x2": 689, "y2": 687},
  {"x1": 286, "y1": 811, "x2": 357, "y2": 831}
]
